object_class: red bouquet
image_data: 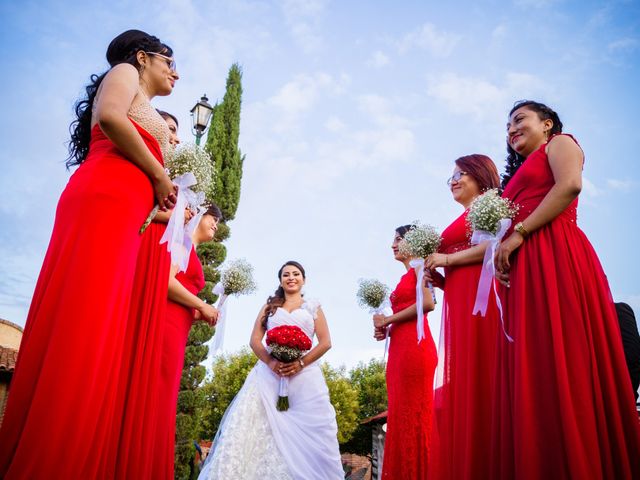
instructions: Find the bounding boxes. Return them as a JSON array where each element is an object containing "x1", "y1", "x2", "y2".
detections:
[{"x1": 266, "y1": 325, "x2": 312, "y2": 411}]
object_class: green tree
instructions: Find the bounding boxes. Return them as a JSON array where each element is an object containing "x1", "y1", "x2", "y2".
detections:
[
  {"x1": 198, "y1": 348, "x2": 257, "y2": 440},
  {"x1": 342, "y1": 358, "x2": 388, "y2": 455},
  {"x1": 322, "y1": 363, "x2": 360, "y2": 445},
  {"x1": 174, "y1": 63, "x2": 245, "y2": 480}
]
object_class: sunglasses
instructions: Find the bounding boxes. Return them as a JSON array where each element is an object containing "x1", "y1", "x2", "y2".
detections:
[{"x1": 145, "y1": 51, "x2": 177, "y2": 72}]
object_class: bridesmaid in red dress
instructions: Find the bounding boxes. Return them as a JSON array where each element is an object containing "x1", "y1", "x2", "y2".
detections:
[
  {"x1": 0, "y1": 30, "x2": 178, "y2": 479},
  {"x1": 493, "y1": 100, "x2": 640, "y2": 479},
  {"x1": 373, "y1": 226, "x2": 437, "y2": 479},
  {"x1": 150, "y1": 113, "x2": 221, "y2": 479},
  {"x1": 424, "y1": 154, "x2": 501, "y2": 479}
]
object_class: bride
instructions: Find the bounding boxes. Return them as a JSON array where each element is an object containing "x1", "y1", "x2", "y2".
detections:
[{"x1": 199, "y1": 260, "x2": 344, "y2": 480}]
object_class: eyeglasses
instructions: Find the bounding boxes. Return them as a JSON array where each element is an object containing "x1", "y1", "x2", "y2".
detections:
[
  {"x1": 145, "y1": 51, "x2": 177, "y2": 72},
  {"x1": 446, "y1": 171, "x2": 468, "y2": 186}
]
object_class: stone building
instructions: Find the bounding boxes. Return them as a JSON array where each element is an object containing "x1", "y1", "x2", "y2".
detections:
[{"x1": 0, "y1": 318, "x2": 23, "y2": 426}]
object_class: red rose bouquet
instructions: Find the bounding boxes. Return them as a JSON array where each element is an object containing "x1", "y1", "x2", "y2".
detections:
[{"x1": 266, "y1": 325, "x2": 312, "y2": 411}]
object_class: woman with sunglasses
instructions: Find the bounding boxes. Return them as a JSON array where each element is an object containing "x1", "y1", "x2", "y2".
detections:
[
  {"x1": 0, "y1": 29, "x2": 179, "y2": 479},
  {"x1": 424, "y1": 154, "x2": 501, "y2": 479}
]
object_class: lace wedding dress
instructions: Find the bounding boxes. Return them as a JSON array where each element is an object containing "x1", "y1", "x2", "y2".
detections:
[{"x1": 198, "y1": 300, "x2": 344, "y2": 480}]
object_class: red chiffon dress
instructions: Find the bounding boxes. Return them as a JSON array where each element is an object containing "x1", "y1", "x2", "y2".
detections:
[
  {"x1": 111, "y1": 101, "x2": 173, "y2": 479},
  {"x1": 429, "y1": 210, "x2": 499, "y2": 479},
  {"x1": 0, "y1": 112, "x2": 162, "y2": 477},
  {"x1": 382, "y1": 268, "x2": 438, "y2": 479},
  {"x1": 151, "y1": 246, "x2": 205, "y2": 479},
  {"x1": 492, "y1": 134, "x2": 640, "y2": 479}
]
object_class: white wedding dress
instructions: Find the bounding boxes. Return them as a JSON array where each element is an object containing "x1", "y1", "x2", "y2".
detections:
[{"x1": 198, "y1": 300, "x2": 344, "y2": 480}]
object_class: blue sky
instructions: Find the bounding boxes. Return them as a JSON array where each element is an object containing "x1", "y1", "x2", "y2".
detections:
[{"x1": 1, "y1": 0, "x2": 639, "y2": 368}]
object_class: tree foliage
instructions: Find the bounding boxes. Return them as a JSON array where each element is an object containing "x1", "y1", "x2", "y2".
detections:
[
  {"x1": 341, "y1": 358, "x2": 388, "y2": 455},
  {"x1": 322, "y1": 363, "x2": 360, "y2": 444},
  {"x1": 174, "y1": 63, "x2": 245, "y2": 479}
]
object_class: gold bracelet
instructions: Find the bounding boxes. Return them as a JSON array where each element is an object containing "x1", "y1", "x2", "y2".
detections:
[{"x1": 514, "y1": 222, "x2": 529, "y2": 237}]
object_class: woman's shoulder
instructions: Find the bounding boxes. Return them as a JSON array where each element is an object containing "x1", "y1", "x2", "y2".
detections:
[{"x1": 302, "y1": 298, "x2": 322, "y2": 319}]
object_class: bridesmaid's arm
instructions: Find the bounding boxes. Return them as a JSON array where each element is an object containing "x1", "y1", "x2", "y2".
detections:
[
  {"x1": 427, "y1": 243, "x2": 488, "y2": 269},
  {"x1": 168, "y1": 273, "x2": 218, "y2": 324},
  {"x1": 249, "y1": 307, "x2": 281, "y2": 374},
  {"x1": 94, "y1": 64, "x2": 175, "y2": 210},
  {"x1": 495, "y1": 135, "x2": 584, "y2": 274},
  {"x1": 373, "y1": 281, "x2": 434, "y2": 329},
  {"x1": 280, "y1": 308, "x2": 332, "y2": 377}
]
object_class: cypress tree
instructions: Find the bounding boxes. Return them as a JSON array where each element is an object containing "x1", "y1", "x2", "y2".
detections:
[{"x1": 174, "y1": 63, "x2": 245, "y2": 480}]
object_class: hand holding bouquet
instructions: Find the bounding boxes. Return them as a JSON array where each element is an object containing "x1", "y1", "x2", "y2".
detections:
[
  {"x1": 398, "y1": 222, "x2": 441, "y2": 342},
  {"x1": 210, "y1": 259, "x2": 258, "y2": 354},
  {"x1": 467, "y1": 188, "x2": 518, "y2": 341},
  {"x1": 267, "y1": 325, "x2": 313, "y2": 411}
]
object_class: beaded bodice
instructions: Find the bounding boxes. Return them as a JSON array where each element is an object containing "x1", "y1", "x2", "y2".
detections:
[{"x1": 128, "y1": 89, "x2": 170, "y2": 160}]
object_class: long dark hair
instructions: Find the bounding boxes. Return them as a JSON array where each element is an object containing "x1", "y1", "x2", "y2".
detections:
[
  {"x1": 455, "y1": 154, "x2": 500, "y2": 193},
  {"x1": 501, "y1": 100, "x2": 563, "y2": 189},
  {"x1": 66, "y1": 29, "x2": 173, "y2": 168},
  {"x1": 261, "y1": 261, "x2": 306, "y2": 329}
]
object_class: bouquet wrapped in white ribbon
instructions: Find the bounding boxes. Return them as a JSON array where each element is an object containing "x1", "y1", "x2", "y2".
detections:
[
  {"x1": 357, "y1": 278, "x2": 392, "y2": 360},
  {"x1": 467, "y1": 188, "x2": 518, "y2": 341},
  {"x1": 356, "y1": 278, "x2": 390, "y2": 314},
  {"x1": 210, "y1": 259, "x2": 258, "y2": 354},
  {"x1": 398, "y1": 222, "x2": 441, "y2": 343}
]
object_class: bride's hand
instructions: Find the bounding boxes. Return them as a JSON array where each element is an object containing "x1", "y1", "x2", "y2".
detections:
[
  {"x1": 268, "y1": 358, "x2": 283, "y2": 376},
  {"x1": 280, "y1": 360, "x2": 304, "y2": 377}
]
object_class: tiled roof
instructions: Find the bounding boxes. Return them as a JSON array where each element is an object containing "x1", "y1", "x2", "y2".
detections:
[
  {"x1": 360, "y1": 410, "x2": 388, "y2": 424},
  {"x1": 0, "y1": 346, "x2": 18, "y2": 373}
]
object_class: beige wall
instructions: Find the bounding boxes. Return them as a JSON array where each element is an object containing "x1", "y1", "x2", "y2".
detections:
[{"x1": 0, "y1": 320, "x2": 23, "y2": 349}]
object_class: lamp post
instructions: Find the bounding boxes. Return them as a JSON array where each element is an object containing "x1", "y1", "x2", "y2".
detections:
[{"x1": 191, "y1": 94, "x2": 214, "y2": 146}]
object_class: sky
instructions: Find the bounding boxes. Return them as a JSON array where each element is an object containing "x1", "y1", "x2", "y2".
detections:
[{"x1": 1, "y1": 0, "x2": 639, "y2": 370}]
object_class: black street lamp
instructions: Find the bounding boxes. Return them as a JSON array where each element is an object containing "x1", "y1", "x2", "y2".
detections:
[{"x1": 191, "y1": 94, "x2": 214, "y2": 146}]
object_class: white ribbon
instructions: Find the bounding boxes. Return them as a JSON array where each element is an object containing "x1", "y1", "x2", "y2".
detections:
[
  {"x1": 209, "y1": 282, "x2": 228, "y2": 354},
  {"x1": 471, "y1": 218, "x2": 514, "y2": 342},
  {"x1": 409, "y1": 258, "x2": 436, "y2": 343},
  {"x1": 278, "y1": 376, "x2": 289, "y2": 398},
  {"x1": 371, "y1": 301, "x2": 392, "y2": 363},
  {"x1": 160, "y1": 173, "x2": 198, "y2": 273}
]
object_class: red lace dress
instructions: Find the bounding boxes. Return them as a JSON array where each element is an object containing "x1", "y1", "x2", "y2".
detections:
[
  {"x1": 492, "y1": 134, "x2": 640, "y2": 479},
  {"x1": 0, "y1": 120, "x2": 160, "y2": 479},
  {"x1": 151, "y1": 247, "x2": 205, "y2": 479},
  {"x1": 382, "y1": 268, "x2": 438, "y2": 479},
  {"x1": 429, "y1": 211, "x2": 499, "y2": 479}
]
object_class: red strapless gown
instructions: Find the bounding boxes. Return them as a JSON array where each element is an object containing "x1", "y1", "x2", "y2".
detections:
[
  {"x1": 0, "y1": 122, "x2": 158, "y2": 479},
  {"x1": 430, "y1": 211, "x2": 500, "y2": 479},
  {"x1": 382, "y1": 269, "x2": 438, "y2": 479},
  {"x1": 151, "y1": 247, "x2": 205, "y2": 479},
  {"x1": 492, "y1": 134, "x2": 640, "y2": 479}
]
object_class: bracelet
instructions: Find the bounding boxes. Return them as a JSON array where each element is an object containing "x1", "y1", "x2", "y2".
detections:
[
  {"x1": 514, "y1": 222, "x2": 529, "y2": 238},
  {"x1": 299, "y1": 358, "x2": 305, "y2": 368},
  {"x1": 445, "y1": 255, "x2": 449, "y2": 266}
]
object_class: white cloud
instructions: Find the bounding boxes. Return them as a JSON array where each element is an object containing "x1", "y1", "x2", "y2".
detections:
[
  {"x1": 281, "y1": 0, "x2": 328, "y2": 53},
  {"x1": 325, "y1": 116, "x2": 346, "y2": 132},
  {"x1": 606, "y1": 178, "x2": 636, "y2": 192},
  {"x1": 491, "y1": 24, "x2": 508, "y2": 39},
  {"x1": 608, "y1": 37, "x2": 639, "y2": 52},
  {"x1": 582, "y1": 177, "x2": 603, "y2": 198},
  {"x1": 426, "y1": 71, "x2": 545, "y2": 122},
  {"x1": 366, "y1": 50, "x2": 390, "y2": 68},
  {"x1": 397, "y1": 23, "x2": 460, "y2": 58}
]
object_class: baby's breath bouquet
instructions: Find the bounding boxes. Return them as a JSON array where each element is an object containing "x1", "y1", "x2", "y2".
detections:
[
  {"x1": 468, "y1": 189, "x2": 517, "y2": 342},
  {"x1": 210, "y1": 259, "x2": 258, "y2": 354},
  {"x1": 398, "y1": 222, "x2": 441, "y2": 343},
  {"x1": 467, "y1": 189, "x2": 518, "y2": 236},
  {"x1": 165, "y1": 143, "x2": 215, "y2": 203},
  {"x1": 398, "y1": 222, "x2": 442, "y2": 259},
  {"x1": 139, "y1": 143, "x2": 215, "y2": 234},
  {"x1": 356, "y1": 279, "x2": 390, "y2": 313}
]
